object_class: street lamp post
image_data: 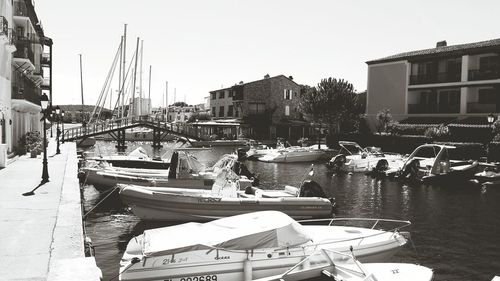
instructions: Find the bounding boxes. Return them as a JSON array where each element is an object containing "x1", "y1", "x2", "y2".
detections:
[
  {"x1": 55, "y1": 105, "x2": 61, "y2": 154},
  {"x1": 50, "y1": 107, "x2": 54, "y2": 138},
  {"x1": 487, "y1": 113, "x2": 495, "y2": 162},
  {"x1": 61, "y1": 110, "x2": 65, "y2": 143},
  {"x1": 40, "y1": 93, "x2": 50, "y2": 183}
]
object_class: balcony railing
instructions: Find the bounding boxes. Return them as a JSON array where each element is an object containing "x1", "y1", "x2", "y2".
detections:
[
  {"x1": 467, "y1": 102, "x2": 498, "y2": 113},
  {"x1": 468, "y1": 69, "x2": 500, "y2": 81},
  {"x1": 12, "y1": 83, "x2": 41, "y2": 106},
  {"x1": 409, "y1": 72, "x2": 461, "y2": 85}
]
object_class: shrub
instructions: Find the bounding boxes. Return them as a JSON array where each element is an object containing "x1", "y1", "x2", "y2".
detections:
[
  {"x1": 424, "y1": 125, "x2": 450, "y2": 141},
  {"x1": 376, "y1": 109, "x2": 392, "y2": 133},
  {"x1": 388, "y1": 123, "x2": 433, "y2": 136}
]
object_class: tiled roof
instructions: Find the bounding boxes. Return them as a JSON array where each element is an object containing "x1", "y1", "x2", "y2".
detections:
[
  {"x1": 209, "y1": 75, "x2": 298, "y2": 92},
  {"x1": 367, "y1": 38, "x2": 500, "y2": 65}
]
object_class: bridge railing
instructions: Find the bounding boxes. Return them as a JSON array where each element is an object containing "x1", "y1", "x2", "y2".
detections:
[{"x1": 62, "y1": 116, "x2": 190, "y2": 141}]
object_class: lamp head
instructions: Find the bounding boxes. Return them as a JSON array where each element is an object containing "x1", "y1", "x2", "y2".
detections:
[
  {"x1": 40, "y1": 93, "x2": 49, "y2": 110},
  {"x1": 487, "y1": 113, "x2": 495, "y2": 124}
]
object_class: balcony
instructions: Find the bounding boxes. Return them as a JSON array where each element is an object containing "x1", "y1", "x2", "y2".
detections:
[
  {"x1": 468, "y1": 69, "x2": 500, "y2": 81},
  {"x1": 13, "y1": 1, "x2": 40, "y2": 31},
  {"x1": 409, "y1": 72, "x2": 461, "y2": 85},
  {"x1": 408, "y1": 103, "x2": 460, "y2": 114},
  {"x1": 12, "y1": 83, "x2": 41, "y2": 106},
  {"x1": 467, "y1": 102, "x2": 497, "y2": 113}
]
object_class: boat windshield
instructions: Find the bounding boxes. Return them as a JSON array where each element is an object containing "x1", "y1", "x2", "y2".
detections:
[{"x1": 339, "y1": 144, "x2": 364, "y2": 155}]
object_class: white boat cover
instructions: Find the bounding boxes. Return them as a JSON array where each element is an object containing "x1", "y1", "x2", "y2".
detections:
[
  {"x1": 210, "y1": 168, "x2": 240, "y2": 197},
  {"x1": 127, "y1": 147, "x2": 150, "y2": 159},
  {"x1": 142, "y1": 211, "x2": 312, "y2": 257}
]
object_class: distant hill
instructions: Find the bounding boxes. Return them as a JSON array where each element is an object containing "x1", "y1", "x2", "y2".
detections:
[{"x1": 60, "y1": 105, "x2": 111, "y2": 112}]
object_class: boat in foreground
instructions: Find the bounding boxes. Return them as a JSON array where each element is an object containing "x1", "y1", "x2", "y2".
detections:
[
  {"x1": 119, "y1": 169, "x2": 335, "y2": 221},
  {"x1": 474, "y1": 163, "x2": 500, "y2": 187},
  {"x1": 119, "y1": 211, "x2": 410, "y2": 281},
  {"x1": 255, "y1": 249, "x2": 433, "y2": 281}
]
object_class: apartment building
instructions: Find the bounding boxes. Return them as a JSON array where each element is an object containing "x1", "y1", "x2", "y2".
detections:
[
  {"x1": 209, "y1": 74, "x2": 309, "y2": 140},
  {"x1": 0, "y1": 0, "x2": 52, "y2": 158},
  {"x1": 366, "y1": 39, "x2": 500, "y2": 129}
]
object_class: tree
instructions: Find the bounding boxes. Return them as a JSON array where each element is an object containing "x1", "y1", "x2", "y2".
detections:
[
  {"x1": 172, "y1": 101, "x2": 189, "y2": 107},
  {"x1": 299, "y1": 78, "x2": 362, "y2": 133},
  {"x1": 187, "y1": 112, "x2": 212, "y2": 122}
]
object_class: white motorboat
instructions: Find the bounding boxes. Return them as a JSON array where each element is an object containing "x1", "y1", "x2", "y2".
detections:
[
  {"x1": 80, "y1": 152, "x2": 256, "y2": 190},
  {"x1": 329, "y1": 141, "x2": 404, "y2": 175},
  {"x1": 255, "y1": 249, "x2": 433, "y2": 281},
  {"x1": 246, "y1": 140, "x2": 287, "y2": 159},
  {"x1": 259, "y1": 147, "x2": 325, "y2": 163},
  {"x1": 84, "y1": 147, "x2": 170, "y2": 169},
  {"x1": 119, "y1": 168, "x2": 335, "y2": 221},
  {"x1": 119, "y1": 211, "x2": 410, "y2": 281},
  {"x1": 396, "y1": 144, "x2": 479, "y2": 184},
  {"x1": 474, "y1": 163, "x2": 500, "y2": 187}
]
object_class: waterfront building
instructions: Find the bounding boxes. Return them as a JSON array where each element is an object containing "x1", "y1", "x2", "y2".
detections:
[
  {"x1": 366, "y1": 38, "x2": 500, "y2": 130},
  {"x1": 209, "y1": 74, "x2": 311, "y2": 140},
  {"x1": 0, "y1": 0, "x2": 52, "y2": 164}
]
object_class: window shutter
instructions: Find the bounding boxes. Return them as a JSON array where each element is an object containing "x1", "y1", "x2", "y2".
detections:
[{"x1": 284, "y1": 89, "x2": 287, "y2": 99}]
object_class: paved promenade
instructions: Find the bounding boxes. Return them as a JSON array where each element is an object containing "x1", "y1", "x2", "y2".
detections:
[{"x1": 0, "y1": 139, "x2": 101, "y2": 280}]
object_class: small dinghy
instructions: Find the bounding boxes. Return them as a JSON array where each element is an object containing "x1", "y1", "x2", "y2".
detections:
[
  {"x1": 84, "y1": 147, "x2": 170, "y2": 169},
  {"x1": 119, "y1": 211, "x2": 411, "y2": 281},
  {"x1": 259, "y1": 147, "x2": 325, "y2": 163}
]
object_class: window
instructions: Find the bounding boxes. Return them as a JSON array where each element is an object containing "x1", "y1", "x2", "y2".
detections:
[
  {"x1": 219, "y1": 91, "x2": 225, "y2": 99},
  {"x1": 177, "y1": 115, "x2": 180, "y2": 120},
  {"x1": 249, "y1": 103, "x2": 266, "y2": 114},
  {"x1": 227, "y1": 105, "x2": 234, "y2": 117},
  {"x1": 219, "y1": 106, "x2": 225, "y2": 117},
  {"x1": 212, "y1": 107, "x2": 216, "y2": 117},
  {"x1": 285, "y1": 105, "x2": 290, "y2": 116},
  {"x1": 283, "y1": 89, "x2": 292, "y2": 100},
  {"x1": 480, "y1": 56, "x2": 499, "y2": 72},
  {"x1": 478, "y1": 88, "x2": 495, "y2": 104},
  {"x1": 184, "y1": 115, "x2": 188, "y2": 121},
  {"x1": 211, "y1": 93, "x2": 216, "y2": 100},
  {"x1": 229, "y1": 91, "x2": 233, "y2": 98}
]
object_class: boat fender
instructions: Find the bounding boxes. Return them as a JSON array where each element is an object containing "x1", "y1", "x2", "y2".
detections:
[{"x1": 243, "y1": 258, "x2": 252, "y2": 281}]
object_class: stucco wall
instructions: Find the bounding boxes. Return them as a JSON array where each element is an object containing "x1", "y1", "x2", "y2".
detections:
[{"x1": 366, "y1": 61, "x2": 408, "y2": 128}]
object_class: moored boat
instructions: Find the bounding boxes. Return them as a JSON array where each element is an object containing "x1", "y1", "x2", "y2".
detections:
[
  {"x1": 84, "y1": 147, "x2": 170, "y2": 169},
  {"x1": 255, "y1": 249, "x2": 433, "y2": 281},
  {"x1": 119, "y1": 211, "x2": 410, "y2": 281},
  {"x1": 80, "y1": 152, "x2": 256, "y2": 190},
  {"x1": 396, "y1": 144, "x2": 479, "y2": 184},
  {"x1": 328, "y1": 141, "x2": 404, "y2": 175},
  {"x1": 119, "y1": 169, "x2": 335, "y2": 221},
  {"x1": 258, "y1": 147, "x2": 325, "y2": 163}
]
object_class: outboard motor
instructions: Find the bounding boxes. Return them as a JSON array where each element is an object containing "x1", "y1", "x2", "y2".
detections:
[
  {"x1": 329, "y1": 154, "x2": 346, "y2": 172},
  {"x1": 398, "y1": 158, "x2": 420, "y2": 181},
  {"x1": 233, "y1": 161, "x2": 259, "y2": 186},
  {"x1": 368, "y1": 159, "x2": 389, "y2": 177},
  {"x1": 298, "y1": 180, "x2": 327, "y2": 198},
  {"x1": 237, "y1": 148, "x2": 247, "y2": 161}
]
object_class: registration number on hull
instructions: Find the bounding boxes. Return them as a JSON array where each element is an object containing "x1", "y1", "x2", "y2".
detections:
[{"x1": 165, "y1": 275, "x2": 218, "y2": 281}]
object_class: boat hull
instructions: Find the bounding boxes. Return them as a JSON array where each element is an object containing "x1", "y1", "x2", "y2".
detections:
[
  {"x1": 119, "y1": 186, "x2": 333, "y2": 221},
  {"x1": 259, "y1": 151, "x2": 324, "y2": 163}
]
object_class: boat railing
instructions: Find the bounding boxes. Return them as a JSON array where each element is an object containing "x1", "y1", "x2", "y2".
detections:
[{"x1": 298, "y1": 217, "x2": 411, "y2": 246}]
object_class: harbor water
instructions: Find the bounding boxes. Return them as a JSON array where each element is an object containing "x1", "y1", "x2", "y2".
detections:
[{"x1": 82, "y1": 141, "x2": 500, "y2": 281}]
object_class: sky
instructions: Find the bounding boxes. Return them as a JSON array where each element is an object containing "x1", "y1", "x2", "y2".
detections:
[{"x1": 35, "y1": 0, "x2": 500, "y2": 108}]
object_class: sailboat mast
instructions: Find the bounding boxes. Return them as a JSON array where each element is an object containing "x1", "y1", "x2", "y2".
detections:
[
  {"x1": 139, "y1": 40, "x2": 144, "y2": 116},
  {"x1": 165, "y1": 81, "x2": 168, "y2": 108},
  {"x1": 130, "y1": 37, "x2": 140, "y2": 117},
  {"x1": 117, "y1": 36, "x2": 123, "y2": 116},
  {"x1": 121, "y1": 24, "x2": 127, "y2": 118},
  {"x1": 79, "y1": 54, "x2": 84, "y2": 121},
  {"x1": 148, "y1": 65, "x2": 152, "y2": 115}
]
